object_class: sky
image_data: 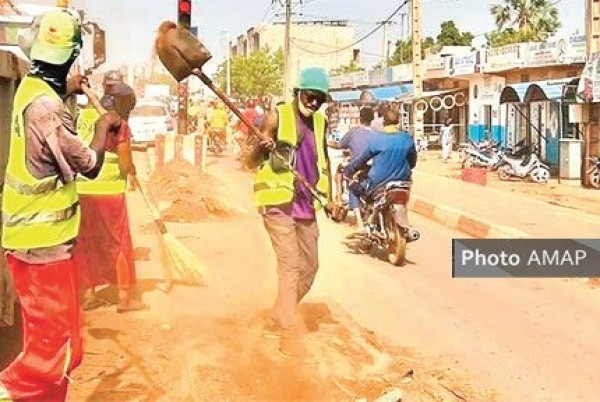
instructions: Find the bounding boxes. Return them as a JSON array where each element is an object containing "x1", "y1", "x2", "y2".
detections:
[{"x1": 13, "y1": 0, "x2": 584, "y2": 76}]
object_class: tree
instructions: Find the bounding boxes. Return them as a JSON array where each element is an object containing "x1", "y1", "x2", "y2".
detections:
[
  {"x1": 488, "y1": 0, "x2": 560, "y2": 47},
  {"x1": 387, "y1": 36, "x2": 435, "y2": 66},
  {"x1": 331, "y1": 61, "x2": 364, "y2": 75},
  {"x1": 214, "y1": 48, "x2": 284, "y2": 99},
  {"x1": 436, "y1": 20, "x2": 474, "y2": 47}
]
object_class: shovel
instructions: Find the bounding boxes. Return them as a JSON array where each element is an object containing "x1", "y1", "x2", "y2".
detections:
[{"x1": 153, "y1": 21, "x2": 330, "y2": 211}]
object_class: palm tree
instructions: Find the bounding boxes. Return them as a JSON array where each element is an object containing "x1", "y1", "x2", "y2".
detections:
[{"x1": 490, "y1": 0, "x2": 560, "y2": 41}]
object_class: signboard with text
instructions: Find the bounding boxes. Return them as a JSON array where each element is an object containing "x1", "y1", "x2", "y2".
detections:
[
  {"x1": 448, "y1": 52, "x2": 476, "y2": 76},
  {"x1": 484, "y1": 44, "x2": 525, "y2": 72}
]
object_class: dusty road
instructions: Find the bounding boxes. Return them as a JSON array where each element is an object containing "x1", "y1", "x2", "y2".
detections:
[{"x1": 69, "y1": 150, "x2": 600, "y2": 402}]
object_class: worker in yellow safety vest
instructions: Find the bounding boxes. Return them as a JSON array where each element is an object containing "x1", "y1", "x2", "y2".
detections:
[
  {"x1": 244, "y1": 67, "x2": 334, "y2": 359},
  {"x1": 0, "y1": 10, "x2": 123, "y2": 401},
  {"x1": 74, "y1": 75, "x2": 146, "y2": 314}
]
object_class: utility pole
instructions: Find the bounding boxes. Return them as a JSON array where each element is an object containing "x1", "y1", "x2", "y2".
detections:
[
  {"x1": 226, "y1": 35, "x2": 231, "y2": 97},
  {"x1": 283, "y1": 0, "x2": 292, "y2": 101},
  {"x1": 382, "y1": 21, "x2": 388, "y2": 68},
  {"x1": 411, "y1": 0, "x2": 424, "y2": 138},
  {"x1": 583, "y1": 0, "x2": 600, "y2": 186}
]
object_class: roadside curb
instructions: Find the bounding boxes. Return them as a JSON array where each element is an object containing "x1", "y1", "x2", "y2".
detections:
[{"x1": 408, "y1": 195, "x2": 532, "y2": 239}]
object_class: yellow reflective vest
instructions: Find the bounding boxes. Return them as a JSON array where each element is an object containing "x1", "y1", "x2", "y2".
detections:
[
  {"x1": 253, "y1": 103, "x2": 329, "y2": 210},
  {"x1": 75, "y1": 108, "x2": 126, "y2": 195},
  {"x1": 1, "y1": 77, "x2": 80, "y2": 249}
]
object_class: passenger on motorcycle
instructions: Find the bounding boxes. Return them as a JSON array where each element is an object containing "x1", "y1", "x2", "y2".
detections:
[
  {"x1": 343, "y1": 108, "x2": 417, "y2": 237},
  {"x1": 327, "y1": 106, "x2": 374, "y2": 229}
]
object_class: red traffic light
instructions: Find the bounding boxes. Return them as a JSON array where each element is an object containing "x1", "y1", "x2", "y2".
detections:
[{"x1": 179, "y1": 0, "x2": 191, "y2": 14}]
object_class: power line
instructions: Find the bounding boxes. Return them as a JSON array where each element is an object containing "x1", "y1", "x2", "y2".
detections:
[{"x1": 287, "y1": 0, "x2": 409, "y2": 55}]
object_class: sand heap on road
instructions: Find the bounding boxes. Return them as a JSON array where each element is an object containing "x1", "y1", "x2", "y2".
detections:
[{"x1": 147, "y1": 159, "x2": 236, "y2": 222}]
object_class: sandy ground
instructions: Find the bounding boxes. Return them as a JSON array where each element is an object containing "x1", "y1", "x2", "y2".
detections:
[
  {"x1": 65, "y1": 149, "x2": 600, "y2": 401},
  {"x1": 416, "y1": 150, "x2": 600, "y2": 216}
]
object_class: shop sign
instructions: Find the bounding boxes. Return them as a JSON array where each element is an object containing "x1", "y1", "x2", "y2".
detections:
[
  {"x1": 448, "y1": 52, "x2": 476, "y2": 76},
  {"x1": 576, "y1": 52, "x2": 600, "y2": 103},
  {"x1": 484, "y1": 43, "x2": 524, "y2": 72},
  {"x1": 426, "y1": 55, "x2": 445, "y2": 71},
  {"x1": 527, "y1": 41, "x2": 558, "y2": 67}
]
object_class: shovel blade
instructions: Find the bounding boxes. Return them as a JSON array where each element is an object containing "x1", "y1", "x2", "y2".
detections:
[{"x1": 155, "y1": 21, "x2": 213, "y2": 82}]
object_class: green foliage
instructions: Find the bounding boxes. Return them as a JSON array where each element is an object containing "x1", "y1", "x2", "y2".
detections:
[
  {"x1": 387, "y1": 36, "x2": 435, "y2": 66},
  {"x1": 331, "y1": 61, "x2": 364, "y2": 75},
  {"x1": 214, "y1": 48, "x2": 284, "y2": 99},
  {"x1": 488, "y1": 0, "x2": 560, "y2": 47},
  {"x1": 436, "y1": 20, "x2": 474, "y2": 47}
]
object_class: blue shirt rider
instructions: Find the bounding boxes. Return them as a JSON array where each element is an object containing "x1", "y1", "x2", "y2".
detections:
[{"x1": 343, "y1": 107, "x2": 417, "y2": 235}]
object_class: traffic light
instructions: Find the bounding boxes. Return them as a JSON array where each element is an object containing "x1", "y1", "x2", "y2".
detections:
[{"x1": 178, "y1": 0, "x2": 192, "y2": 29}]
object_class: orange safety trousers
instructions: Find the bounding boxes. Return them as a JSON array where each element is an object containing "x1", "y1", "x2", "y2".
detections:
[{"x1": 0, "y1": 254, "x2": 83, "y2": 402}]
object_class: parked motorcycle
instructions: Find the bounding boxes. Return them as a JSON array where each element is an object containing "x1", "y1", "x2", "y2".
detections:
[
  {"x1": 497, "y1": 144, "x2": 550, "y2": 183},
  {"x1": 586, "y1": 157, "x2": 600, "y2": 189},
  {"x1": 461, "y1": 140, "x2": 504, "y2": 170},
  {"x1": 351, "y1": 181, "x2": 420, "y2": 266}
]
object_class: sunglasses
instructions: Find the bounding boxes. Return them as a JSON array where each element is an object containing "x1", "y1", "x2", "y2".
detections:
[{"x1": 302, "y1": 90, "x2": 327, "y2": 106}]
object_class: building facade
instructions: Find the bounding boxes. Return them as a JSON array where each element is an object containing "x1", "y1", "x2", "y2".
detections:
[{"x1": 231, "y1": 20, "x2": 359, "y2": 87}]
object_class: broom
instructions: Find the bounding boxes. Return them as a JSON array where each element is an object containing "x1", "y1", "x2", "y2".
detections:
[{"x1": 80, "y1": 84, "x2": 209, "y2": 290}]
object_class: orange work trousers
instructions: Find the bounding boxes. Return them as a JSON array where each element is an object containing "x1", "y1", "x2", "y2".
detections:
[{"x1": 0, "y1": 254, "x2": 83, "y2": 401}]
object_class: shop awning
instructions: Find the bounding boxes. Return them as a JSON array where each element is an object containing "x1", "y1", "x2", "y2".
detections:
[
  {"x1": 524, "y1": 78, "x2": 579, "y2": 102},
  {"x1": 500, "y1": 78, "x2": 579, "y2": 103},
  {"x1": 368, "y1": 84, "x2": 413, "y2": 101},
  {"x1": 329, "y1": 90, "x2": 362, "y2": 102}
]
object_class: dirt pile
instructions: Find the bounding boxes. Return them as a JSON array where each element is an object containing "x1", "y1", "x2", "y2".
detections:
[{"x1": 147, "y1": 159, "x2": 236, "y2": 222}]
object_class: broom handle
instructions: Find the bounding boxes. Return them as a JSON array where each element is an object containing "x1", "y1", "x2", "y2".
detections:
[
  {"x1": 81, "y1": 83, "x2": 169, "y2": 233},
  {"x1": 193, "y1": 69, "x2": 329, "y2": 209}
]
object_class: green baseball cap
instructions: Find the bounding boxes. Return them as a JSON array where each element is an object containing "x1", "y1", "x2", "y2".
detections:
[
  {"x1": 29, "y1": 10, "x2": 82, "y2": 65},
  {"x1": 297, "y1": 67, "x2": 330, "y2": 94}
]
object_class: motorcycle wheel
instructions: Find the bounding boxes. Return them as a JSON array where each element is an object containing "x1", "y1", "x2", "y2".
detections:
[
  {"x1": 385, "y1": 212, "x2": 406, "y2": 266},
  {"x1": 462, "y1": 156, "x2": 475, "y2": 169},
  {"x1": 530, "y1": 166, "x2": 550, "y2": 183},
  {"x1": 589, "y1": 170, "x2": 600, "y2": 189},
  {"x1": 498, "y1": 165, "x2": 512, "y2": 181}
]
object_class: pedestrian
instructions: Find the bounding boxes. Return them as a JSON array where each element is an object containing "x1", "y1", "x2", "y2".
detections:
[
  {"x1": 327, "y1": 106, "x2": 375, "y2": 230},
  {"x1": 0, "y1": 9, "x2": 123, "y2": 401},
  {"x1": 74, "y1": 71, "x2": 146, "y2": 314},
  {"x1": 441, "y1": 117, "x2": 454, "y2": 162},
  {"x1": 244, "y1": 67, "x2": 333, "y2": 358}
]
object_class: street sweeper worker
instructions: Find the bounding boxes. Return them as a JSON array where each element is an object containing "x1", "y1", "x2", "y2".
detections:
[
  {"x1": 74, "y1": 73, "x2": 146, "y2": 314},
  {"x1": 0, "y1": 10, "x2": 123, "y2": 401},
  {"x1": 244, "y1": 67, "x2": 334, "y2": 357}
]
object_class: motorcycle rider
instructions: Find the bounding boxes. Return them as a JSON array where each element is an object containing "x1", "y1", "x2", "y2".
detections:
[
  {"x1": 343, "y1": 107, "x2": 417, "y2": 236},
  {"x1": 207, "y1": 102, "x2": 229, "y2": 150},
  {"x1": 327, "y1": 106, "x2": 374, "y2": 229}
]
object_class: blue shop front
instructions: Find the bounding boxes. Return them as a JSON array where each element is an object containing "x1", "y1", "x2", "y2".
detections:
[{"x1": 499, "y1": 77, "x2": 579, "y2": 172}]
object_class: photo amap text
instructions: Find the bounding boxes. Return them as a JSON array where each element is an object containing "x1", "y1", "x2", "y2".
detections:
[{"x1": 461, "y1": 249, "x2": 588, "y2": 267}]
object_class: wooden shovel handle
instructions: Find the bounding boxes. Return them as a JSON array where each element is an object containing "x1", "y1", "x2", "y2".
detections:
[{"x1": 80, "y1": 84, "x2": 107, "y2": 114}]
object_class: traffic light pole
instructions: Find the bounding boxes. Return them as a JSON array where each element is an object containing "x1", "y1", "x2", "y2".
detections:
[{"x1": 177, "y1": 0, "x2": 192, "y2": 135}]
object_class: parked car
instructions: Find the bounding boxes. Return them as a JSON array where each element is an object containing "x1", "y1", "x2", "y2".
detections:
[{"x1": 128, "y1": 101, "x2": 174, "y2": 144}]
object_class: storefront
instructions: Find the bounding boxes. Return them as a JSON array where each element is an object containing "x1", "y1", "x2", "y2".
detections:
[{"x1": 499, "y1": 78, "x2": 579, "y2": 172}]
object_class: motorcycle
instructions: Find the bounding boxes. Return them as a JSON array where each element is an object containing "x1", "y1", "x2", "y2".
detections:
[
  {"x1": 330, "y1": 150, "x2": 352, "y2": 223},
  {"x1": 497, "y1": 144, "x2": 550, "y2": 183},
  {"x1": 586, "y1": 157, "x2": 600, "y2": 189},
  {"x1": 350, "y1": 180, "x2": 420, "y2": 266},
  {"x1": 206, "y1": 127, "x2": 226, "y2": 156},
  {"x1": 461, "y1": 140, "x2": 504, "y2": 170}
]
